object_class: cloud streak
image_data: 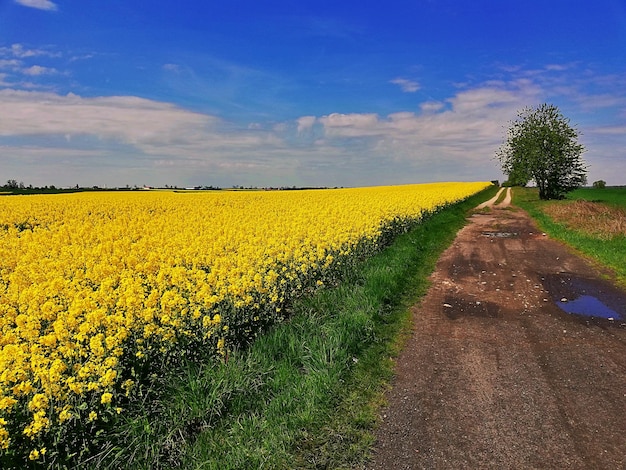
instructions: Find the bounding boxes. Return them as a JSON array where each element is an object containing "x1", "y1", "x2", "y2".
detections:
[
  {"x1": 390, "y1": 78, "x2": 420, "y2": 93},
  {"x1": 14, "y1": 0, "x2": 58, "y2": 11},
  {"x1": 0, "y1": 44, "x2": 66, "y2": 88},
  {"x1": 0, "y1": 90, "x2": 220, "y2": 147},
  {"x1": 21, "y1": 65, "x2": 60, "y2": 76},
  {"x1": 1, "y1": 44, "x2": 58, "y2": 59}
]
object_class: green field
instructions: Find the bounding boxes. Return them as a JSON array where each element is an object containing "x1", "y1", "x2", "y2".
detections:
[{"x1": 566, "y1": 186, "x2": 626, "y2": 209}]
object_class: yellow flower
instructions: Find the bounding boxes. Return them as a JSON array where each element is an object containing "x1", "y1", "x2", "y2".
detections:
[
  {"x1": 27, "y1": 393, "x2": 48, "y2": 412},
  {"x1": 0, "y1": 182, "x2": 490, "y2": 452},
  {"x1": 58, "y1": 406, "x2": 73, "y2": 423},
  {"x1": 22, "y1": 411, "x2": 49, "y2": 438},
  {"x1": 100, "y1": 392, "x2": 113, "y2": 405},
  {"x1": 0, "y1": 419, "x2": 10, "y2": 450},
  {"x1": 0, "y1": 396, "x2": 18, "y2": 411}
]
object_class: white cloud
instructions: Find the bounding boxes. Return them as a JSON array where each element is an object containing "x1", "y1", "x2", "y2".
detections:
[
  {"x1": 390, "y1": 78, "x2": 420, "y2": 93},
  {"x1": 0, "y1": 90, "x2": 218, "y2": 145},
  {"x1": 318, "y1": 81, "x2": 538, "y2": 143},
  {"x1": 0, "y1": 89, "x2": 303, "y2": 187},
  {"x1": 545, "y1": 64, "x2": 570, "y2": 72},
  {"x1": 318, "y1": 113, "x2": 381, "y2": 137},
  {"x1": 0, "y1": 89, "x2": 290, "y2": 174},
  {"x1": 320, "y1": 112, "x2": 379, "y2": 128},
  {"x1": 14, "y1": 0, "x2": 58, "y2": 11},
  {"x1": 69, "y1": 53, "x2": 95, "y2": 62},
  {"x1": 2, "y1": 66, "x2": 625, "y2": 187},
  {"x1": 420, "y1": 101, "x2": 445, "y2": 113},
  {"x1": 296, "y1": 116, "x2": 316, "y2": 133},
  {"x1": 0, "y1": 82, "x2": 537, "y2": 186},
  {"x1": 0, "y1": 44, "x2": 59, "y2": 59},
  {"x1": 21, "y1": 65, "x2": 59, "y2": 76},
  {"x1": 0, "y1": 59, "x2": 22, "y2": 70}
]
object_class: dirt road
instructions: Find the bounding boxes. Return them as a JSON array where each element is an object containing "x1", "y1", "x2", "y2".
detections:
[
  {"x1": 365, "y1": 199, "x2": 626, "y2": 469},
  {"x1": 476, "y1": 187, "x2": 511, "y2": 209}
]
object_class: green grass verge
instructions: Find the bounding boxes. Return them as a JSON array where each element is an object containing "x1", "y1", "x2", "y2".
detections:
[
  {"x1": 513, "y1": 187, "x2": 626, "y2": 286},
  {"x1": 86, "y1": 185, "x2": 499, "y2": 470}
]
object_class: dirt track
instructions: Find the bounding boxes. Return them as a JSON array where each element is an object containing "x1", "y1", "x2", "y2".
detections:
[{"x1": 365, "y1": 197, "x2": 626, "y2": 469}]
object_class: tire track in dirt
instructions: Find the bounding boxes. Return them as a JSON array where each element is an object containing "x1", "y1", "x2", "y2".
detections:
[
  {"x1": 495, "y1": 187, "x2": 511, "y2": 208},
  {"x1": 476, "y1": 187, "x2": 505, "y2": 209},
  {"x1": 364, "y1": 197, "x2": 626, "y2": 470}
]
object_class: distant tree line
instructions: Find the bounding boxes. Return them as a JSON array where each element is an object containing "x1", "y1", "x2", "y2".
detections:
[
  {"x1": 2, "y1": 179, "x2": 64, "y2": 193},
  {"x1": 3, "y1": 179, "x2": 29, "y2": 190},
  {"x1": 2, "y1": 180, "x2": 341, "y2": 194},
  {"x1": 1, "y1": 180, "x2": 109, "y2": 194}
]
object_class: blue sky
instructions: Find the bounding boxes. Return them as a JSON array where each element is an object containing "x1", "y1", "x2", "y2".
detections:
[{"x1": 1, "y1": 0, "x2": 625, "y2": 188}]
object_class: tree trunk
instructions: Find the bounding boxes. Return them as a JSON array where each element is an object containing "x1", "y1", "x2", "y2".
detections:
[{"x1": 537, "y1": 180, "x2": 548, "y2": 200}]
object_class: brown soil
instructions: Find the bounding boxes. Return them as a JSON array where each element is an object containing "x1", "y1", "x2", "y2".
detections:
[{"x1": 364, "y1": 202, "x2": 626, "y2": 469}]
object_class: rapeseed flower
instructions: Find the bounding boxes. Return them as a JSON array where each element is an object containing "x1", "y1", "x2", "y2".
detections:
[{"x1": 0, "y1": 182, "x2": 489, "y2": 461}]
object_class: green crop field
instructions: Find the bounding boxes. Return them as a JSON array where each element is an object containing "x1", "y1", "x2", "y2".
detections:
[{"x1": 566, "y1": 186, "x2": 626, "y2": 209}]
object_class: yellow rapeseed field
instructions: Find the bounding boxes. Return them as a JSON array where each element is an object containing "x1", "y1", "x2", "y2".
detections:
[{"x1": 0, "y1": 182, "x2": 489, "y2": 460}]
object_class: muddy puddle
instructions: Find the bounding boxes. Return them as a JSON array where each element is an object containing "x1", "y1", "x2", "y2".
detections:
[
  {"x1": 556, "y1": 295, "x2": 620, "y2": 319},
  {"x1": 542, "y1": 273, "x2": 626, "y2": 327}
]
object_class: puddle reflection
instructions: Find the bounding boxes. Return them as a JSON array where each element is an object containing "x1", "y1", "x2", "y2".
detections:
[{"x1": 556, "y1": 295, "x2": 622, "y2": 320}]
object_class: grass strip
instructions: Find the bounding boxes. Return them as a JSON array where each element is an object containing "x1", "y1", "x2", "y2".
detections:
[
  {"x1": 514, "y1": 187, "x2": 626, "y2": 287},
  {"x1": 91, "y1": 185, "x2": 498, "y2": 470},
  {"x1": 494, "y1": 187, "x2": 508, "y2": 205}
]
